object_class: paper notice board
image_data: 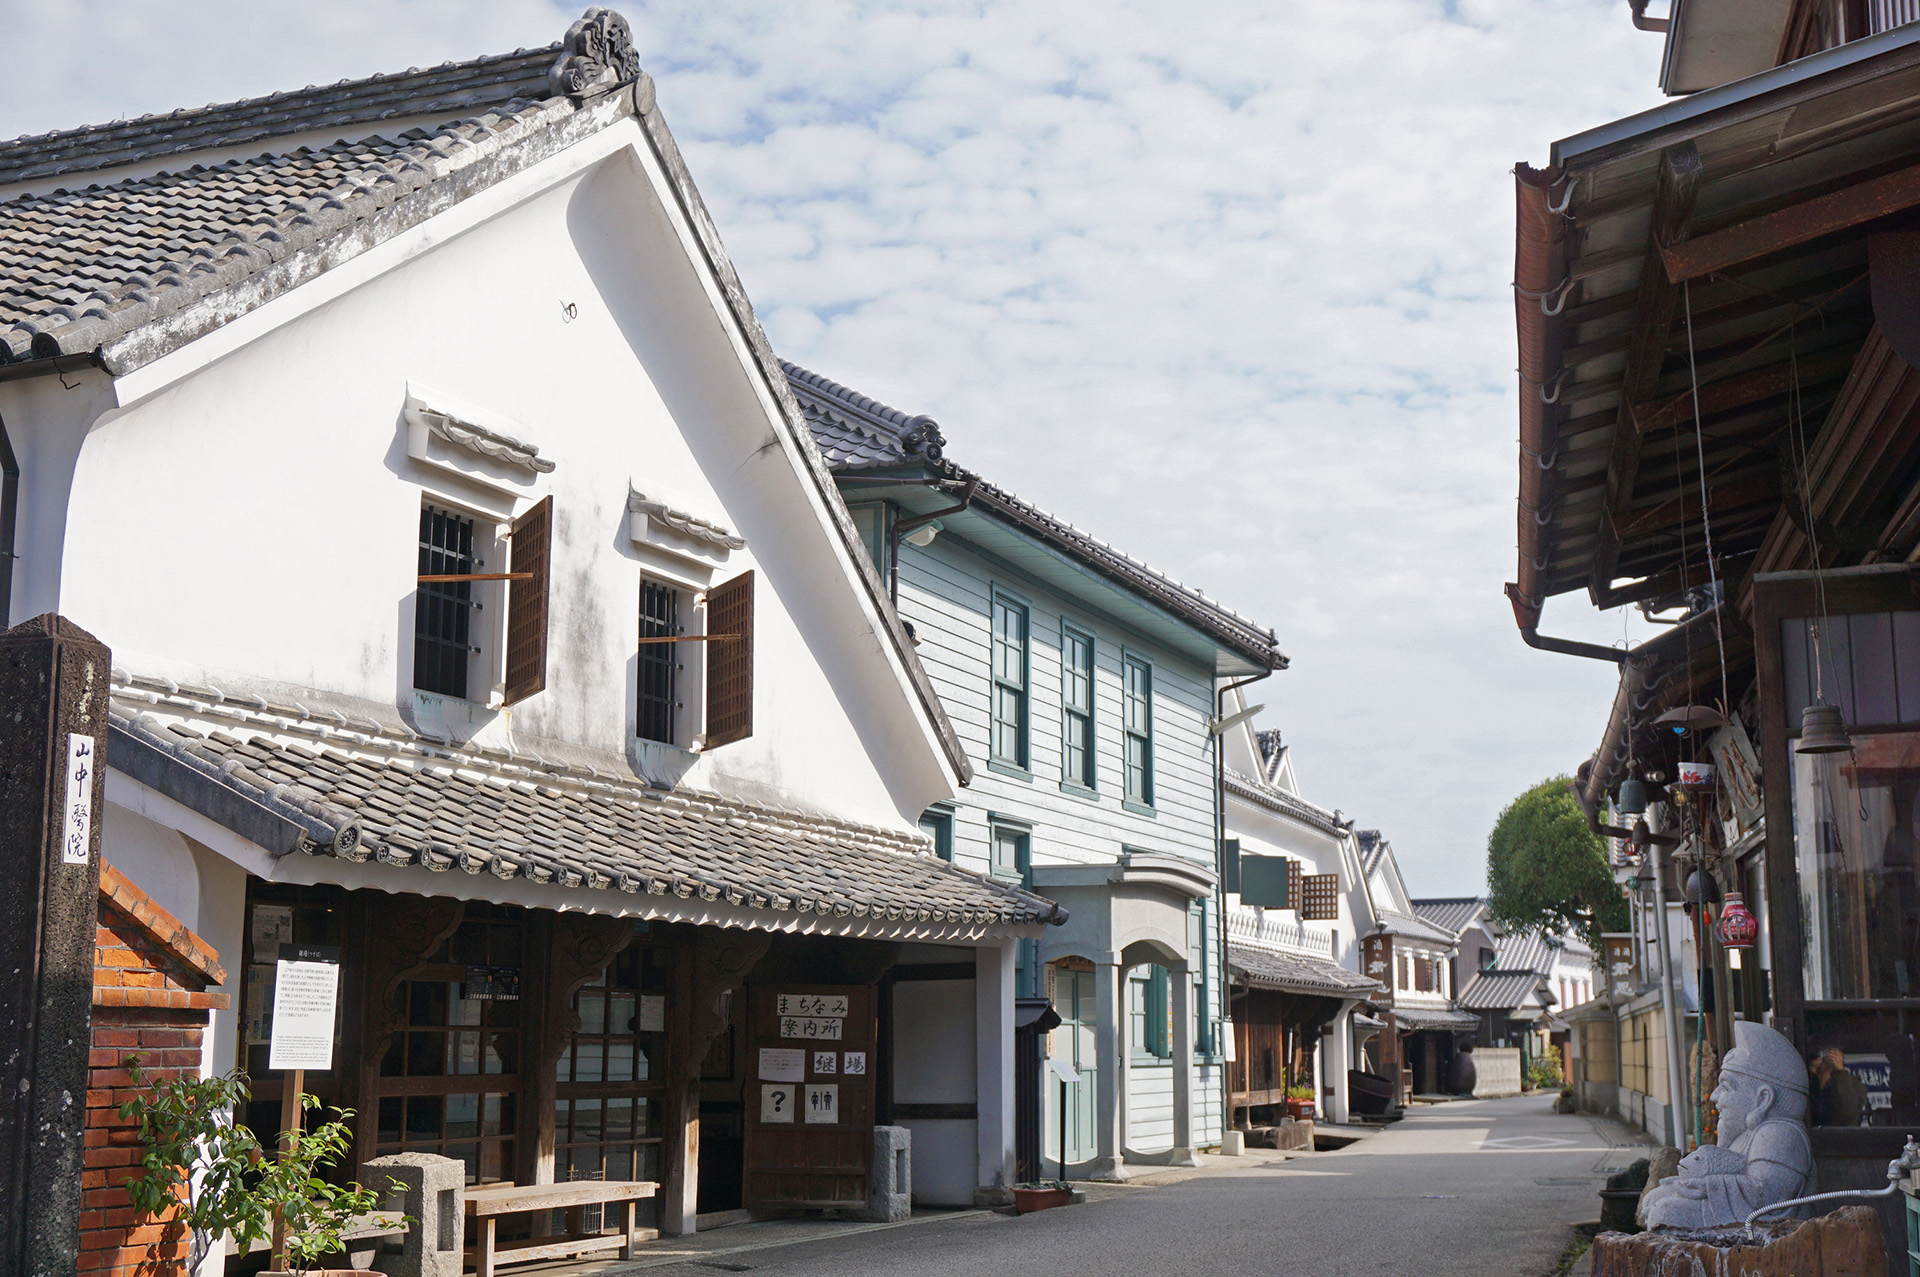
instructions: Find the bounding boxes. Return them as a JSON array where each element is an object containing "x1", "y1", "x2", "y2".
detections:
[{"x1": 268, "y1": 946, "x2": 341, "y2": 1071}]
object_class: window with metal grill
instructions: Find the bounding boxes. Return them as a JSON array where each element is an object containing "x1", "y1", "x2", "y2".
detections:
[
  {"x1": 1062, "y1": 625, "x2": 1094, "y2": 789},
  {"x1": 637, "y1": 581, "x2": 678, "y2": 744},
  {"x1": 990, "y1": 590, "x2": 1029, "y2": 769},
  {"x1": 1122, "y1": 653, "x2": 1153, "y2": 807},
  {"x1": 416, "y1": 505, "x2": 476, "y2": 698}
]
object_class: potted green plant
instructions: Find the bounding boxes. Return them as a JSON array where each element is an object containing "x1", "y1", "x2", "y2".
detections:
[
  {"x1": 1283, "y1": 1084, "x2": 1316, "y2": 1121},
  {"x1": 1009, "y1": 1179, "x2": 1074, "y2": 1214},
  {"x1": 117, "y1": 1061, "x2": 402, "y2": 1276}
]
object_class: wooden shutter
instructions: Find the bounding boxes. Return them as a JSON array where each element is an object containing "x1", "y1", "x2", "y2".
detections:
[
  {"x1": 1300, "y1": 872, "x2": 1339, "y2": 921},
  {"x1": 1287, "y1": 859, "x2": 1304, "y2": 913},
  {"x1": 706, "y1": 570, "x2": 754, "y2": 747},
  {"x1": 502, "y1": 496, "x2": 552, "y2": 706}
]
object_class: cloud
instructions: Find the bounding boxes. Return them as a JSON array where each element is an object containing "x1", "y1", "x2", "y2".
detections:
[{"x1": 0, "y1": 0, "x2": 1670, "y2": 894}]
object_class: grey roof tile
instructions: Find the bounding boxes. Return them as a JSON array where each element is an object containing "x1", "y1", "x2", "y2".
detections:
[
  {"x1": 0, "y1": 45, "x2": 560, "y2": 187},
  {"x1": 1228, "y1": 943, "x2": 1379, "y2": 998},
  {"x1": 108, "y1": 706, "x2": 1058, "y2": 932},
  {"x1": 1410, "y1": 897, "x2": 1487, "y2": 938},
  {"x1": 1392, "y1": 1007, "x2": 1481, "y2": 1031},
  {"x1": 1458, "y1": 970, "x2": 1552, "y2": 1012}
]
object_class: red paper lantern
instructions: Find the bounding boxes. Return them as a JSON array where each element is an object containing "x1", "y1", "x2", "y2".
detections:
[{"x1": 1717, "y1": 891, "x2": 1758, "y2": 949}]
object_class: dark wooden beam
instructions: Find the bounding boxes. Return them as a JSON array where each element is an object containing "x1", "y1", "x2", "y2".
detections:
[
  {"x1": 1613, "y1": 470, "x2": 1782, "y2": 542},
  {"x1": 1630, "y1": 343, "x2": 1859, "y2": 437},
  {"x1": 1661, "y1": 157, "x2": 1920, "y2": 283},
  {"x1": 1592, "y1": 144, "x2": 1704, "y2": 599}
]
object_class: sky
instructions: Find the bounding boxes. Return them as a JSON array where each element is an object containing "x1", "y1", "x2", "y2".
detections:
[{"x1": 1, "y1": 0, "x2": 1672, "y2": 895}]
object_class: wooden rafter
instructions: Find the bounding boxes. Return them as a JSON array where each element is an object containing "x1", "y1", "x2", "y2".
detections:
[{"x1": 1661, "y1": 157, "x2": 1920, "y2": 283}]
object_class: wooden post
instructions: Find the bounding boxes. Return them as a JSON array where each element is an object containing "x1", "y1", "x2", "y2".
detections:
[
  {"x1": 271, "y1": 1068, "x2": 304, "y2": 1264},
  {"x1": 0, "y1": 615, "x2": 111, "y2": 1277}
]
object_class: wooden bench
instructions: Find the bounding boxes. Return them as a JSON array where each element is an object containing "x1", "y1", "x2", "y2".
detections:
[{"x1": 464, "y1": 1180, "x2": 658, "y2": 1277}]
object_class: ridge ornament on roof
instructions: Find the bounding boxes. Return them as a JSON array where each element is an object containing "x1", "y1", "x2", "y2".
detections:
[{"x1": 548, "y1": 8, "x2": 643, "y2": 100}]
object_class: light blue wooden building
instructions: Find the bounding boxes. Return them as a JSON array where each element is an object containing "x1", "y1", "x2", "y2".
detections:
[{"x1": 786, "y1": 363, "x2": 1287, "y2": 1182}]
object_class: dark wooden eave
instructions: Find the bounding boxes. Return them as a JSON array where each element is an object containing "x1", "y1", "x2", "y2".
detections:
[{"x1": 1510, "y1": 26, "x2": 1920, "y2": 632}]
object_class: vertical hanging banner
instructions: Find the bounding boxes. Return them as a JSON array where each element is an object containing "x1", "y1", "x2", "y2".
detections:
[{"x1": 268, "y1": 944, "x2": 341, "y2": 1071}]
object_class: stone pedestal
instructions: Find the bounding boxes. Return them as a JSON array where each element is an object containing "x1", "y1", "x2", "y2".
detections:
[
  {"x1": 868, "y1": 1126, "x2": 910, "y2": 1223},
  {"x1": 363, "y1": 1152, "x2": 465, "y2": 1277},
  {"x1": 1590, "y1": 1206, "x2": 1886, "y2": 1277}
]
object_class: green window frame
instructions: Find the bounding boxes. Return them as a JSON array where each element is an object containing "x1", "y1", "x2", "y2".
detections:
[
  {"x1": 1061, "y1": 624, "x2": 1095, "y2": 791},
  {"x1": 1121, "y1": 652, "x2": 1154, "y2": 809},
  {"x1": 990, "y1": 589, "x2": 1030, "y2": 771},
  {"x1": 918, "y1": 807, "x2": 955, "y2": 862},
  {"x1": 1128, "y1": 965, "x2": 1172, "y2": 1061},
  {"x1": 989, "y1": 820, "x2": 1030, "y2": 883}
]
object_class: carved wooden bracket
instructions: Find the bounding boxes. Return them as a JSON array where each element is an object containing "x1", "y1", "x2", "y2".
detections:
[
  {"x1": 689, "y1": 928, "x2": 772, "y2": 1062},
  {"x1": 365, "y1": 895, "x2": 465, "y2": 1047},
  {"x1": 543, "y1": 913, "x2": 638, "y2": 1065}
]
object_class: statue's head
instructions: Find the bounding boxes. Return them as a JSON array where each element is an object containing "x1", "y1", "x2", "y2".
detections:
[{"x1": 1713, "y1": 1021, "x2": 1810, "y2": 1144}]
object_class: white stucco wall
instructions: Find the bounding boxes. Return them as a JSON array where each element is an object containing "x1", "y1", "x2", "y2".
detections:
[{"x1": 10, "y1": 118, "x2": 953, "y2": 835}]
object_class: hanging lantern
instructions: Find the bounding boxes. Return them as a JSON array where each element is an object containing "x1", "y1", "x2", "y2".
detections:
[
  {"x1": 1617, "y1": 775, "x2": 1649, "y2": 816},
  {"x1": 1717, "y1": 891, "x2": 1758, "y2": 949},
  {"x1": 1796, "y1": 704, "x2": 1854, "y2": 755}
]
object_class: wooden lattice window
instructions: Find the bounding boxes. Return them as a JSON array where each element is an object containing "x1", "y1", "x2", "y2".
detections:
[
  {"x1": 706, "y1": 570, "x2": 754, "y2": 747},
  {"x1": 1414, "y1": 956, "x2": 1433, "y2": 992},
  {"x1": 1299, "y1": 873, "x2": 1338, "y2": 921},
  {"x1": 503, "y1": 496, "x2": 551, "y2": 706},
  {"x1": 1287, "y1": 860, "x2": 1304, "y2": 913}
]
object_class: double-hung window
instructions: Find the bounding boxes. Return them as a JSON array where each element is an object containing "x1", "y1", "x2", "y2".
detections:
[
  {"x1": 1129, "y1": 966, "x2": 1172, "y2": 1060},
  {"x1": 1062, "y1": 625, "x2": 1095, "y2": 790},
  {"x1": 989, "y1": 821, "x2": 1030, "y2": 882},
  {"x1": 990, "y1": 590, "x2": 1029, "y2": 771},
  {"x1": 637, "y1": 580, "x2": 679, "y2": 744},
  {"x1": 1122, "y1": 653, "x2": 1154, "y2": 808}
]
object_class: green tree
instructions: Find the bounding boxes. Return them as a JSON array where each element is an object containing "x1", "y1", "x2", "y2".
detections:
[{"x1": 1486, "y1": 775, "x2": 1628, "y2": 953}]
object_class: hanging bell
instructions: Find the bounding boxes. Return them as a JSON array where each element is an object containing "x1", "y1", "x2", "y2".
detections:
[
  {"x1": 1684, "y1": 867, "x2": 1722, "y2": 907},
  {"x1": 1717, "y1": 891, "x2": 1758, "y2": 949},
  {"x1": 1617, "y1": 774, "x2": 1649, "y2": 816},
  {"x1": 1796, "y1": 703, "x2": 1854, "y2": 755}
]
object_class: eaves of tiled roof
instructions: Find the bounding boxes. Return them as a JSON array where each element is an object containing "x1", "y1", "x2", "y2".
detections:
[
  {"x1": 1224, "y1": 770, "x2": 1345, "y2": 838},
  {"x1": 1458, "y1": 970, "x2": 1552, "y2": 1012},
  {"x1": 108, "y1": 682, "x2": 1059, "y2": 937},
  {"x1": 1228, "y1": 942, "x2": 1378, "y2": 999},
  {"x1": 784, "y1": 361, "x2": 1287, "y2": 672},
  {"x1": 1392, "y1": 1007, "x2": 1480, "y2": 1032},
  {"x1": 1373, "y1": 910, "x2": 1457, "y2": 947}
]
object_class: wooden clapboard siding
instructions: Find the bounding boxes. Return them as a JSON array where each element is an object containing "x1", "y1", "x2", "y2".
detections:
[
  {"x1": 894, "y1": 535, "x2": 1218, "y2": 878},
  {"x1": 1126, "y1": 1062, "x2": 1176, "y2": 1151}
]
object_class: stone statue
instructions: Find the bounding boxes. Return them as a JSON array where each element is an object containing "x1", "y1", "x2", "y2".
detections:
[{"x1": 1641, "y1": 1021, "x2": 1813, "y2": 1230}]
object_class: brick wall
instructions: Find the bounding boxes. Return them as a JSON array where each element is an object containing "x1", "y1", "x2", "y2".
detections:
[{"x1": 82, "y1": 866, "x2": 228, "y2": 1277}]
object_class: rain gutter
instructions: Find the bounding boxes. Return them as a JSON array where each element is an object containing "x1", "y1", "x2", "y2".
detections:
[{"x1": 1510, "y1": 163, "x2": 1569, "y2": 638}]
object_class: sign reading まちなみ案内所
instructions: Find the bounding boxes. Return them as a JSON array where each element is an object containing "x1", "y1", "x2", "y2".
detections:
[{"x1": 268, "y1": 945, "x2": 341, "y2": 1071}]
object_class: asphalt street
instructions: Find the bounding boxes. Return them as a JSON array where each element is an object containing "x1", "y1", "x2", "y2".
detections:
[{"x1": 624, "y1": 1094, "x2": 1643, "y2": 1277}]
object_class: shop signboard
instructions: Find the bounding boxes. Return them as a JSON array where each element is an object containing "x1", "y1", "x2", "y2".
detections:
[{"x1": 743, "y1": 984, "x2": 874, "y2": 1210}]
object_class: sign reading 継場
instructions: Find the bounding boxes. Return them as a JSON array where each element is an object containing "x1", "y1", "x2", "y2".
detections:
[
  {"x1": 61, "y1": 733, "x2": 96, "y2": 865},
  {"x1": 268, "y1": 945, "x2": 341, "y2": 1071}
]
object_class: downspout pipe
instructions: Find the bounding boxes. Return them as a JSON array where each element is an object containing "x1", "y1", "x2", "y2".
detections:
[
  {"x1": 1214, "y1": 670, "x2": 1272, "y2": 1115},
  {"x1": 1630, "y1": 0, "x2": 1672, "y2": 32},
  {"x1": 0, "y1": 414, "x2": 15, "y2": 629},
  {"x1": 888, "y1": 480, "x2": 976, "y2": 603}
]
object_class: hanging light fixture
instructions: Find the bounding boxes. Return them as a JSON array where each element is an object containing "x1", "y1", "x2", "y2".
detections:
[
  {"x1": 1655, "y1": 705, "x2": 1730, "y2": 734},
  {"x1": 1796, "y1": 703, "x2": 1854, "y2": 755},
  {"x1": 1617, "y1": 774, "x2": 1649, "y2": 816},
  {"x1": 1717, "y1": 892, "x2": 1758, "y2": 949}
]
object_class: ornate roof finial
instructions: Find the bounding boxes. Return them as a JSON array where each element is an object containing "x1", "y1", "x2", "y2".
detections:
[{"x1": 549, "y1": 8, "x2": 641, "y2": 99}]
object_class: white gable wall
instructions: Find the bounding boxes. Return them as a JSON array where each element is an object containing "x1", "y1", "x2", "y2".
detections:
[{"x1": 13, "y1": 118, "x2": 951, "y2": 831}]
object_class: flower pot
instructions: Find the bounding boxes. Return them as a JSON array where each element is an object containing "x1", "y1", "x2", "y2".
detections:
[
  {"x1": 1284, "y1": 1098, "x2": 1315, "y2": 1121},
  {"x1": 264, "y1": 1270, "x2": 383, "y2": 1276},
  {"x1": 1010, "y1": 1186, "x2": 1072, "y2": 1214}
]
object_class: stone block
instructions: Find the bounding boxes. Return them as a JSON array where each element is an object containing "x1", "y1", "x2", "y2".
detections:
[
  {"x1": 363, "y1": 1152, "x2": 464, "y2": 1277},
  {"x1": 1590, "y1": 1205, "x2": 1885, "y2": 1277},
  {"x1": 869, "y1": 1125, "x2": 911, "y2": 1222}
]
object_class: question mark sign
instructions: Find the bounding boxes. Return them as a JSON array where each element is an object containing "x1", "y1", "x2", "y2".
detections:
[{"x1": 773, "y1": 1090, "x2": 786, "y2": 1113}]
